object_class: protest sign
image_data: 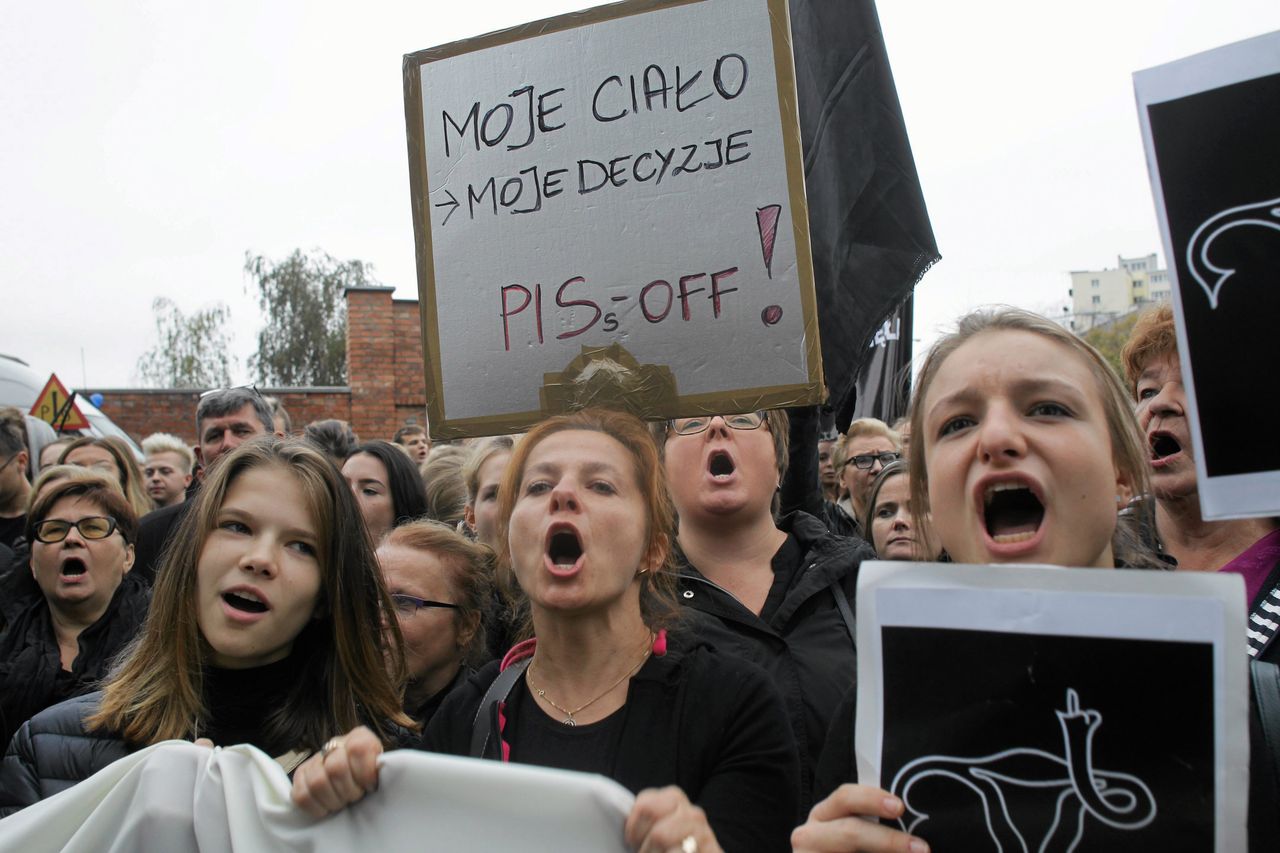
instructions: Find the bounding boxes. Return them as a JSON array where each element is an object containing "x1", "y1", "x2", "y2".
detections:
[
  {"x1": 403, "y1": 0, "x2": 821, "y2": 438},
  {"x1": 1134, "y1": 31, "x2": 1280, "y2": 520},
  {"x1": 855, "y1": 561, "x2": 1248, "y2": 852}
]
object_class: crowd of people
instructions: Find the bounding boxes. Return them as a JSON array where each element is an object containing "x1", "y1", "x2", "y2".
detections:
[{"x1": 0, "y1": 304, "x2": 1275, "y2": 850}]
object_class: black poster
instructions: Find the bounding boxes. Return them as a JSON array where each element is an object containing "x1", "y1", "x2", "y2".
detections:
[
  {"x1": 1146, "y1": 70, "x2": 1280, "y2": 480},
  {"x1": 879, "y1": 627, "x2": 1216, "y2": 851}
]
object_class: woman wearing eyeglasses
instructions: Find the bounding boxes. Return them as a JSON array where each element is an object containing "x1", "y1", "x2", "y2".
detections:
[
  {"x1": 657, "y1": 410, "x2": 873, "y2": 814},
  {"x1": 0, "y1": 474, "x2": 148, "y2": 750},
  {"x1": 377, "y1": 520, "x2": 491, "y2": 726},
  {"x1": 829, "y1": 419, "x2": 903, "y2": 540}
]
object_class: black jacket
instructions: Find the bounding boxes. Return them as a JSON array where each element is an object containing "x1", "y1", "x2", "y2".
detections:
[
  {"x1": 420, "y1": 633, "x2": 800, "y2": 853},
  {"x1": 675, "y1": 510, "x2": 870, "y2": 811},
  {"x1": 0, "y1": 661, "x2": 418, "y2": 818},
  {"x1": 0, "y1": 691, "x2": 129, "y2": 817},
  {"x1": 132, "y1": 499, "x2": 192, "y2": 583},
  {"x1": 0, "y1": 568, "x2": 149, "y2": 749}
]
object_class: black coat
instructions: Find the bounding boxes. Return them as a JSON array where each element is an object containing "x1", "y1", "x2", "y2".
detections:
[
  {"x1": 674, "y1": 510, "x2": 870, "y2": 811},
  {"x1": 0, "y1": 691, "x2": 128, "y2": 817},
  {"x1": 0, "y1": 660, "x2": 418, "y2": 818},
  {"x1": 132, "y1": 499, "x2": 192, "y2": 583},
  {"x1": 420, "y1": 633, "x2": 800, "y2": 853},
  {"x1": 0, "y1": 567, "x2": 149, "y2": 750}
]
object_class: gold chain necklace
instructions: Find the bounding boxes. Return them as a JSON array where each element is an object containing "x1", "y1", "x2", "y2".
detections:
[{"x1": 526, "y1": 637, "x2": 653, "y2": 726}]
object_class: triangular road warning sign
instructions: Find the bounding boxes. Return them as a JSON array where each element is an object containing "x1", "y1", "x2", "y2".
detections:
[{"x1": 29, "y1": 374, "x2": 90, "y2": 431}]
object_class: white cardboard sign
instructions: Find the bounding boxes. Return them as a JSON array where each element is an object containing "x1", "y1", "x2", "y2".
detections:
[
  {"x1": 856, "y1": 561, "x2": 1248, "y2": 852},
  {"x1": 403, "y1": 0, "x2": 821, "y2": 438},
  {"x1": 1134, "y1": 31, "x2": 1280, "y2": 520}
]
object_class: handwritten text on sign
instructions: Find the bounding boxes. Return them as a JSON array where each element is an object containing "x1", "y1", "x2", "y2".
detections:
[{"x1": 411, "y1": 0, "x2": 817, "y2": 426}]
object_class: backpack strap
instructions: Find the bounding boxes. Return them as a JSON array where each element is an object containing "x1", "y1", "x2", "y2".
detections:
[
  {"x1": 1250, "y1": 658, "x2": 1280, "y2": 792},
  {"x1": 469, "y1": 657, "x2": 532, "y2": 760},
  {"x1": 831, "y1": 581, "x2": 856, "y2": 650}
]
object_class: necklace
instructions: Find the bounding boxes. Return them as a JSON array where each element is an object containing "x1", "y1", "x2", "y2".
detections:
[{"x1": 526, "y1": 636, "x2": 653, "y2": 726}]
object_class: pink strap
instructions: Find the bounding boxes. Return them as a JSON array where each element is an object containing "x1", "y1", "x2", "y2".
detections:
[{"x1": 500, "y1": 638, "x2": 537, "y2": 671}]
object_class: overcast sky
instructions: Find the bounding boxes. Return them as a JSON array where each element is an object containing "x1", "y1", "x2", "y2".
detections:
[{"x1": 2, "y1": 0, "x2": 1276, "y2": 390}]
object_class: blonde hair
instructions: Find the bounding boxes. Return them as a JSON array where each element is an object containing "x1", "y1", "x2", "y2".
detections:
[
  {"x1": 28, "y1": 465, "x2": 117, "y2": 514},
  {"x1": 59, "y1": 436, "x2": 153, "y2": 520},
  {"x1": 461, "y1": 436, "x2": 515, "y2": 504},
  {"x1": 141, "y1": 433, "x2": 195, "y2": 474},
  {"x1": 908, "y1": 307, "x2": 1155, "y2": 568},
  {"x1": 836, "y1": 418, "x2": 901, "y2": 467},
  {"x1": 421, "y1": 445, "x2": 469, "y2": 526}
]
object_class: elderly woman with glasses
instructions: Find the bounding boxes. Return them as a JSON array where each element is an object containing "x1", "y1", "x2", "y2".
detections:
[
  {"x1": 377, "y1": 520, "x2": 492, "y2": 726},
  {"x1": 655, "y1": 409, "x2": 873, "y2": 815},
  {"x1": 0, "y1": 474, "x2": 149, "y2": 750},
  {"x1": 826, "y1": 418, "x2": 902, "y2": 540}
]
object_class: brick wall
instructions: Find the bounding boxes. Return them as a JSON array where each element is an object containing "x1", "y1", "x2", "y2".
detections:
[
  {"x1": 83, "y1": 388, "x2": 353, "y2": 447},
  {"x1": 393, "y1": 298, "x2": 428, "y2": 431},
  {"x1": 85, "y1": 287, "x2": 428, "y2": 446}
]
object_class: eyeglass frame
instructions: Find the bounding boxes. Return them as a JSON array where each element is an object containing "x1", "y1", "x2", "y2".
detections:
[
  {"x1": 666, "y1": 411, "x2": 768, "y2": 437},
  {"x1": 33, "y1": 516, "x2": 123, "y2": 544},
  {"x1": 390, "y1": 593, "x2": 460, "y2": 615},
  {"x1": 843, "y1": 451, "x2": 902, "y2": 471}
]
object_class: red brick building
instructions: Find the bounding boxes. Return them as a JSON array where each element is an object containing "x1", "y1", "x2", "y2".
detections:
[{"x1": 86, "y1": 286, "x2": 429, "y2": 446}]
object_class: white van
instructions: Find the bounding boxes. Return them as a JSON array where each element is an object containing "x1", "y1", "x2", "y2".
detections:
[{"x1": 0, "y1": 354, "x2": 142, "y2": 458}]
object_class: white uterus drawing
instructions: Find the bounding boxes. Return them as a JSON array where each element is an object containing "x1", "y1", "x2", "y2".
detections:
[
  {"x1": 1186, "y1": 196, "x2": 1280, "y2": 310},
  {"x1": 890, "y1": 689, "x2": 1158, "y2": 853}
]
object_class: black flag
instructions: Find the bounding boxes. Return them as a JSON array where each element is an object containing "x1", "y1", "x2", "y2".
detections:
[
  {"x1": 788, "y1": 0, "x2": 939, "y2": 431},
  {"x1": 850, "y1": 293, "x2": 913, "y2": 424}
]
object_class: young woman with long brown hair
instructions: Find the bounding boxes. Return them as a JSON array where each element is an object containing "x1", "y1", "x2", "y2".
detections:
[{"x1": 0, "y1": 437, "x2": 413, "y2": 815}]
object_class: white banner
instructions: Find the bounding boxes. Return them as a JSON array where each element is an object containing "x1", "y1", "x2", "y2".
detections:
[{"x1": 0, "y1": 742, "x2": 634, "y2": 851}]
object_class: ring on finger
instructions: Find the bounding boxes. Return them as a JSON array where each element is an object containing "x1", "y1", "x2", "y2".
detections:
[
  {"x1": 321, "y1": 737, "x2": 345, "y2": 759},
  {"x1": 681, "y1": 836, "x2": 697, "y2": 853}
]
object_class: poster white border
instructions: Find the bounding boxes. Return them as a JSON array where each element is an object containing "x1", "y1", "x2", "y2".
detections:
[
  {"x1": 855, "y1": 560, "x2": 1249, "y2": 851},
  {"x1": 1134, "y1": 30, "x2": 1280, "y2": 520}
]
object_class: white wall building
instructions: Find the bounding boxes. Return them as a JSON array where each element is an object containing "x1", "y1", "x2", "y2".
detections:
[{"x1": 1067, "y1": 253, "x2": 1171, "y2": 331}]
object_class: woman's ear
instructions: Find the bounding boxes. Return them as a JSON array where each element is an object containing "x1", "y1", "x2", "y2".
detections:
[
  {"x1": 642, "y1": 532, "x2": 669, "y2": 575},
  {"x1": 121, "y1": 543, "x2": 137, "y2": 575},
  {"x1": 463, "y1": 503, "x2": 477, "y2": 533},
  {"x1": 1114, "y1": 460, "x2": 1136, "y2": 508}
]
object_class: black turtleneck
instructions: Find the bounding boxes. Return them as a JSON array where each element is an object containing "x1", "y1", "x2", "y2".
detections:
[{"x1": 199, "y1": 655, "x2": 299, "y2": 756}]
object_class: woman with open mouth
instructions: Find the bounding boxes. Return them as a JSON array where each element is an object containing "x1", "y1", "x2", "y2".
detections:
[
  {"x1": 796, "y1": 308, "x2": 1167, "y2": 853},
  {"x1": 656, "y1": 408, "x2": 872, "y2": 814},
  {"x1": 1120, "y1": 305, "x2": 1280, "y2": 615},
  {"x1": 291, "y1": 408, "x2": 800, "y2": 853},
  {"x1": 0, "y1": 473, "x2": 147, "y2": 752},
  {"x1": 0, "y1": 438, "x2": 413, "y2": 816}
]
